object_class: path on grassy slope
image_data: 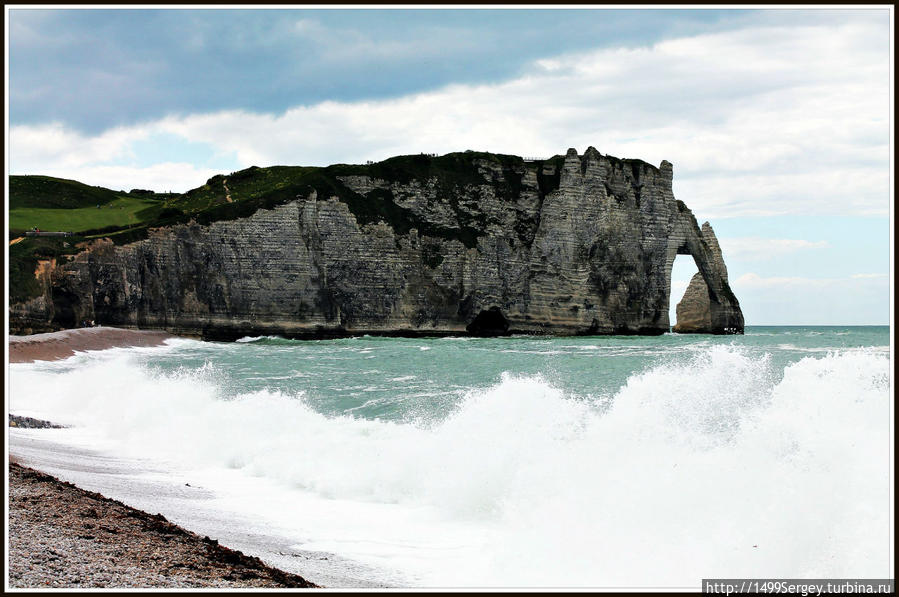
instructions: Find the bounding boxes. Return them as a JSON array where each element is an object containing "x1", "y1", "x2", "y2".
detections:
[{"x1": 223, "y1": 179, "x2": 233, "y2": 203}]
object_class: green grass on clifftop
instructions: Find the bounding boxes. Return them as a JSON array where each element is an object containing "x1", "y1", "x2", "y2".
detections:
[{"x1": 10, "y1": 196, "x2": 163, "y2": 233}]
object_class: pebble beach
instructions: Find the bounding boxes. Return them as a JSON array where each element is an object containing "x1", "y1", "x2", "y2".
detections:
[{"x1": 7, "y1": 458, "x2": 317, "y2": 589}]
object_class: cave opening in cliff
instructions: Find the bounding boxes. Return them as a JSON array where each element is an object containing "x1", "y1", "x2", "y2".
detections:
[
  {"x1": 669, "y1": 254, "x2": 703, "y2": 329},
  {"x1": 50, "y1": 288, "x2": 80, "y2": 329},
  {"x1": 466, "y1": 306, "x2": 511, "y2": 337}
]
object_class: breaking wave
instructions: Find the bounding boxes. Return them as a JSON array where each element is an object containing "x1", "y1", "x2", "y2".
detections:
[{"x1": 9, "y1": 344, "x2": 891, "y2": 586}]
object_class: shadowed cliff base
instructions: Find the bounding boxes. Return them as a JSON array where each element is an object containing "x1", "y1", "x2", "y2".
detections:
[{"x1": 10, "y1": 148, "x2": 743, "y2": 337}]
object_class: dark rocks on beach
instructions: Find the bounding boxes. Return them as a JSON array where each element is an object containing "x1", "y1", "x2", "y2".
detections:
[
  {"x1": 9, "y1": 415, "x2": 65, "y2": 429},
  {"x1": 7, "y1": 462, "x2": 318, "y2": 588}
]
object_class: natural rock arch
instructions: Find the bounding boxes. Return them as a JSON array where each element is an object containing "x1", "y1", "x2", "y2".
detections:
[{"x1": 665, "y1": 220, "x2": 743, "y2": 334}]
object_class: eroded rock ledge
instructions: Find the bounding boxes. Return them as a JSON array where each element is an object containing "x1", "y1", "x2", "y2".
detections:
[{"x1": 10, "y1": 148, "x2": 743, "y2": 338}]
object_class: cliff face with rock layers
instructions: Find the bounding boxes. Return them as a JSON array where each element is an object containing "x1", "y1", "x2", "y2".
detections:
[{"x1": 10, "y1": 148, "x2": 744, "y2": 338}]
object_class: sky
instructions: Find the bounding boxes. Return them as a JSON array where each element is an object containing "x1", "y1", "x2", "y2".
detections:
[{"x1": 6, "y1": 6, "x2": 893, "y2": 326}]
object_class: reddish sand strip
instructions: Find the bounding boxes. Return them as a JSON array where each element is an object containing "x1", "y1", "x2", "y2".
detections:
[{"x1": 9, "y1": 327, "x2": 175, "y2": 364}]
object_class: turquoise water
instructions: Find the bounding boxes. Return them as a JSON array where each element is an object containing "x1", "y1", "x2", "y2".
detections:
[
  {"x1": 132, "y1": 326, "x2": 890, "y2": 422},
  {"x1": 11, "y1": 325, "x2": 892, "y2": 586}
]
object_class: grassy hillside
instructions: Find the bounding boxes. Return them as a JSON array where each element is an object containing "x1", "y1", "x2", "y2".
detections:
[
  {"x1": 171, "y1": 165, "x2": 316, "y2": 213},
  {"x1": 10, "y1": 175, "x2": 136, "y2": 209},
  {"x1": 10, "y1": 196, "x2": 164, "y2": 233}
]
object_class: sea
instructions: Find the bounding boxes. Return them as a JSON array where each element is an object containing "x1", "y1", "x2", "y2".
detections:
[{"x1": 7, "y1": 326, "x2": 893, "y2": 588}]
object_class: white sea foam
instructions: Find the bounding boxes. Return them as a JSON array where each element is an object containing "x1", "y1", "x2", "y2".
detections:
[
  {"x1": 236, "y1": 335, "x2": 283, "y2": 343},
  {"x1": 8, "y1": 344, "x2": 891, "y2": 587}
]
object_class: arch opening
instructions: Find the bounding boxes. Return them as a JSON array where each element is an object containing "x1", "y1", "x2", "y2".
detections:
[{"x1": 669, "y1": 254, "x2": 708, "y2": 332}]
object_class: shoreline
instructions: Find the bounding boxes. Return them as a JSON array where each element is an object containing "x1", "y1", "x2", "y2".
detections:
[
  {"x1": 7, "y1": 417, "x2": 393, "y2": 589},
  {"x1": 7, "y1": 457, "x2": 318, "y2": 589},
  {"x1": 9, "y1": 326, "x2": 175, "y2": 363},
  {"x1": 7, "y1": 329, "x2": 393, "y2": 589},
  {"x1": 7, "y1": 416, "x2": 319, "y2": 588},
  {"x1": 7, "y1": 331, "x2": 322, "y2": 589}
]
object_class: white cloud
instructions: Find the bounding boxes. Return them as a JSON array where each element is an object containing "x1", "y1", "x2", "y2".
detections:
[
  {"x1": 734, "y1": 273, "x2": 834, "y2": 289},
  {"x1": 38, "y1": 163, "x2": 224, "y2": 195},
  {"x1": 11, "y1": 122, "x2": 150, "y2": 170},
  {"x1": 9, "y1": 18, "x2": 891, "y2": 220},
  {"x1": 733, "y1": 272, "x2": 889, "y2": 290},
  {"x1": 851, "y1": 273, "x2": 889, "y2": 279},
  {"x1": 9, "y1": 122, "x2": 223, "y2": 192},
  {"x1": 719, "y1": 238, "x2": 830, "y2": 262},
  {"x1": 731, "y1": 272, "x2": 889, "y2": 325}
]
